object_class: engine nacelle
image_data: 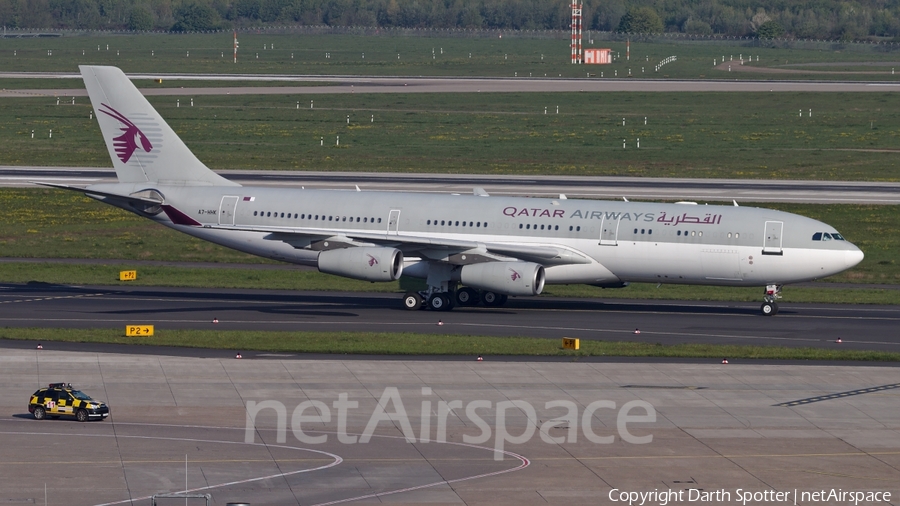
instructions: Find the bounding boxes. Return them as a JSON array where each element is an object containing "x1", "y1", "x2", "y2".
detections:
[
  {"x1": 317, "y1": 247, "x2": 403, "y2": 282},
  {"x1": 460, "y1": 262, "x2": 545, "y2": 296}
]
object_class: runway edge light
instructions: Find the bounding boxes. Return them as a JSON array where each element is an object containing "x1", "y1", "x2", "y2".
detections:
[
  {"x1": 125, "y1": 325, "x2": 154, "y2": 337},
  {"x1": 562, "y1": 338, "x2": 580, "y2": 350},
  {"x1": 119, "y1": 270, "x2": 137, "y2": 281}
]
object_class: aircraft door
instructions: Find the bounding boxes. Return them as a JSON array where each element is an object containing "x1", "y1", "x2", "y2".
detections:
[
  {"x1": 387, "y1": 209, "x2": 401, "y2": 235},
  {"x1": 763, "y1": 221, "x2": 784, "y2": 255},
  {"x1": 218, "y1": 196, "x2": 239, "y2": 226},
  {"x1": 599, "y1": 216, "x2": 619, "y2": 246}
]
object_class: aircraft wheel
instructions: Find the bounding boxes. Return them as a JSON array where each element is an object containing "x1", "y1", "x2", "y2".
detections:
[
  {"x1": 456, "y1": 287, "x2": 479, "y2": 306},
  {"x1": 402, "y1": 292, "x2": 423, "y2": 311},
  {"x1": 482, "y1": 291, "x2": 502, "y2": 307},
  {"x1": 761, "y1": 302, "x2": 778, "y2": 316},
  {"x1": 428, "y1": 293, "x2": 452, "y2": 311}
]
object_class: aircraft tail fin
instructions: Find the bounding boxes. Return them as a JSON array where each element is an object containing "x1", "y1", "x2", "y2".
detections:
[{"x1": 80, "y1": 65, "x2": 238, "y2": 187}]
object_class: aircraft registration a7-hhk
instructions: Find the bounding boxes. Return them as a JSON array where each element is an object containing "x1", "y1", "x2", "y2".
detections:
[{"x1": 41, "y1": 66, "x2": 864, "y2": 315}]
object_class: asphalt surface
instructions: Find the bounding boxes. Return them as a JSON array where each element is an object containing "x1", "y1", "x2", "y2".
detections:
[
  {"x1": 4, "y1": 73, "x2": 900, "y2": 96},
  {"x1": 7, "y1": 166, "x2": 900, "y2": 204},
  {"x1": 2, "y1": 348, "x2": 899, "y2": 505},
  {"x1": 2, "y1": 283, "x2": 898, "y2": 352}
]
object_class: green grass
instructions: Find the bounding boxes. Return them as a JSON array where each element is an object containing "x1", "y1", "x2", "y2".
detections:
[
  {"x1": 3, "y1": 327, "x2": 898, "y2": 361},
  {"x1": 3, "y1": 32, "x2": 900, "y2": 80},
  {"x1": 4, "y1": 91, "x2": 900, "y2": 180}
]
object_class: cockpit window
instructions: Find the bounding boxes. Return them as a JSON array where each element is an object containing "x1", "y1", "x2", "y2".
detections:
[{"x1": 812, "y1": 232, "x2": 846, "y2": 241}]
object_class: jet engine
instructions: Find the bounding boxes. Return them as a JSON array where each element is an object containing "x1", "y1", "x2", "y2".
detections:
[
  {"x1": 317, "y1": 247, "x2": 403, "y2": 282},
  {"x1": 459, "y1": 261, "x2": 545, "y2": 296}
]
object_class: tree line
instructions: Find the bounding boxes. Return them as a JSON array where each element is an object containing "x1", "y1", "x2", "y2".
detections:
[{"x1": 2, "y1": 0, "x2": 899, "y2": 40}]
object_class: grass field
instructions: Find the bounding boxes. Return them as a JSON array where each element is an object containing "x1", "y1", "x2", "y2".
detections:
[
  {"x1": 3, "y1": 91, "x2": 900, "y2": 180},
  {"x1": 3, "y1": 327, "x2": 898, "y2": 361},
  {"x1": 3, "y1": 32, "x2": 900, "y2": 80}
]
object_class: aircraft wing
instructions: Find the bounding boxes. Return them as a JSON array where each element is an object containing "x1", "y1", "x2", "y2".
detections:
[{"x1": 200, "y1": 224, "x2": 591, "y2": 266}]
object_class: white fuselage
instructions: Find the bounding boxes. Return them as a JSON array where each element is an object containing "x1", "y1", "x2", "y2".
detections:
[{"x1": 91, "y1": 183, "x2": 864, "y2": 288}]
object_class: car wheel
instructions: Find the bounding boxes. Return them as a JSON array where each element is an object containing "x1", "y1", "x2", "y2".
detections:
[
  {"x1": 33, "y1": 406, "x2": 46, "y2": 420},
  {"x1": 76, "y1": 408, "x2": 89, "y2": 422}
]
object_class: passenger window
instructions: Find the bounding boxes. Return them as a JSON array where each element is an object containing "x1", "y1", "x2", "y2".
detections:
[
  {"x1": 526, "y1": 224, "x2": 531, "y2": 229},
  {"x1": 727, "y1": 232, "x2": 732, "y2": 238},
  {"x1": 554, "y1": 225, "x2": 559, "y2": 230},
  {"x1": 478, "y1": 222, "x2": 482, "y2": 227},
  {"x1": 735, "y1": 233, "x2": 739, "y2": 239},
  {"x1": 698, "y1": 231, "x2": 703, "y2": 237},
  {"x1": 253, "y1": 211, "x2": 257, "y2": 216},
  {"x1": 377, "y1": 218, "x2": 382, "y2": 223},
  {"x1": 441, "y1": 220, "x2": 445, "y2": 226},
  {"x1": 470, "y1": 222, "x2": 473, "y2": 227},
  {"x1": 576, "y1": 226, "x2": 581, "y2": 232},
  {"x1": 648, "y1": 229, "x2": 652, "y2": 235},
  {"x1": 280, "y1": 213, "x2": 284, "y2": 218},
  {"x1": 641, "y1": 229, "x2": 645, "y2": 234},
  {"x1": 520, "y1": 224, "x2": 524, "y2": 229},
  {"x1": 677, "y1": 230, "x2": 681, "y2": 236},
  {"x1": 634, "y1": 228, "x2": 638, "y2": 234},
  {"x1": 691, "y1": 231, "x2": 695, "y2": 237}
]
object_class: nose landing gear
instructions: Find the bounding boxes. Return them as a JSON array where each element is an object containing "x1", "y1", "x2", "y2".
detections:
[{"x1": 760, "y1": 284, "x2": 782, "y2": 316}]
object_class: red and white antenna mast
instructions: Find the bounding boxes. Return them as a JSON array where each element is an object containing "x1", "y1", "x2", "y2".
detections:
[
  {"x1": 233, "y1": 31, "x2": 239, "y2": 63},
  {"x1": 571, "y1": 3, "x2": 583, "y2": 64}
]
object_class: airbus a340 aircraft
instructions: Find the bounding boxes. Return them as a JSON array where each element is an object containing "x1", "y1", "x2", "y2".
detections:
[{"x1": 39, "y1": 66, "x2": 864, "y2": 315}]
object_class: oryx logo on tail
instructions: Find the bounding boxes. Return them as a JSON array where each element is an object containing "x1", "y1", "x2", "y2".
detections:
[{"x1": 99, "y1": 103, "x2": 153, "y2": 163}]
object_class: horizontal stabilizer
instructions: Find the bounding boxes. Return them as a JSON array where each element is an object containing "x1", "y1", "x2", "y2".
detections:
[{"x1": 31, "y1": 181, "x2": 163, "y2": 205}]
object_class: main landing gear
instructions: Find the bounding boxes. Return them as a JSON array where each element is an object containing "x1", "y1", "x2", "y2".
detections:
[
  {"x1": 760, "y1": 284, "x2": 782, "y2": 316},
  {"x1": 403, "y1": 287, "x2": 508, "y2": 311}
]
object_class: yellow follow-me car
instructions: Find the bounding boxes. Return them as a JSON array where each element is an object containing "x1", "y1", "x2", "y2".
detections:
[{"x1": 28, "y1": 383, "x2": 110, "y2": 422}]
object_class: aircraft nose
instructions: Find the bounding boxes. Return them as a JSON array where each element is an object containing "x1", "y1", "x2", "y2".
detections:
[{"x1": 845, "y1": 247, "x2": 864, "y2": 269}]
